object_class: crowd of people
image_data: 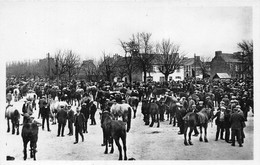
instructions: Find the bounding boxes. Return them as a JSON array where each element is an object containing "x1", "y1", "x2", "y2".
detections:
[{"x1": 6, "y1": 76, "x2": 253, "y2": 147}]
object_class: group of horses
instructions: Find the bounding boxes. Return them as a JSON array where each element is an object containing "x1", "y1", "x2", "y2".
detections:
[{"x1": 5, "y1": 83, "x2": 216, "y2": 161}]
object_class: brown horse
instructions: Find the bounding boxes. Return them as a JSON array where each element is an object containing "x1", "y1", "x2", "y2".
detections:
[
  {"x1": 160, "y1": 96, "x2": 178, "y2": 126},
  {"x1": 21, "y1": 114, "x2": 41, "y2": 160},
  {"x1": 100, "y1": 111, "x2": 127, "y2": 160},
  {"x1": 183, "y1": 108, "x2": 213, "y2": 145}
]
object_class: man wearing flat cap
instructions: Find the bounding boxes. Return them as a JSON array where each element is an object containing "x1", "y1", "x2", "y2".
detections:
[
  {"x1": 67, "y1": 105, "x2": 74, "y2": 136},
  {"x1": 230, "y1": 106, "x2": 245, "y2": 147},
  {"x1": 212, "y1": 106, "x2": 225, "y2": 141},
  {"x1": 176, "y1": 103, "x2": 186, "y2": 135}
]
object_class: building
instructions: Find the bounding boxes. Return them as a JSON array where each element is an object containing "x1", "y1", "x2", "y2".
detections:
[
  {"x1": 141, "y1": 53, "x2": 185, "y2": 82},
  {"x1": 183, "y1": 55, "x2": 202, "y2": 79},
  {"x1": 210, "y1": 51, "x2": 243, "y2": 79}
]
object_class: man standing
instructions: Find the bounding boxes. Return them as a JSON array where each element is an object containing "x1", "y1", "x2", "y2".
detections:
[
  {"x1": 39, "y1": 101, "x2": 51, "y2": 131},
  {"x1": 212, "y1": 106, "x2": 226, "y2": 141},
  {"x1": 90, "y1": 101, "x2": 97, "y2": 125},
  {"x1": 81, "y1": 103, "x2": 90, "y2": 133},
  {"x1": 67, "y1": 105, "x2": 74, "y2": 136},
  {"x1": 57, "y1": 105, "x2": 67, "y2": 137},
  {"x1": 74, "y1": 107, "x2": 85, "y2": 144},
  {"x1": 230, "y1": 107, "x2": 245, "y2": 147},
  {"x1": 38, "y1": 96, "x2": 46, "y2": 119}
]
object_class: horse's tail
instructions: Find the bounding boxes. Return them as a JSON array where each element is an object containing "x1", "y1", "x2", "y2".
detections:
[{"x1": 127, "y1": 107, "x2": 132, "y2": 132}]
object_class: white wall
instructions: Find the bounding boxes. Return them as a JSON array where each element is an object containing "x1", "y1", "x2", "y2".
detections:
[{"x1": 143, "y1": 66, "x2": 185, "y2": 82}]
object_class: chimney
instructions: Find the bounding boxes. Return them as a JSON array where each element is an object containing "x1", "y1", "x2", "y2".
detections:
[{"x1": 215, "y1": 51, "x2": 222, "y2": 57}]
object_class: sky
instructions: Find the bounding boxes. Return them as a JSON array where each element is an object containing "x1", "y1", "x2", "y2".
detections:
[{"x1": 0, "y1": 0, "x2": 254, "y2": 63}]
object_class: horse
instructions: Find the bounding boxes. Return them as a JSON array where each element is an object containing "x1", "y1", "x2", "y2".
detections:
[
  {"x1": 183, "y1": 108, "x2": 214, "y2": 145},
  {"x1": 141, "y1": 98, "x2": 160, "y2": 127},
  {"x1": 100, "y1": 111, "x2": 127, "y2": 160},
  {"x1": 110, "y1": 103, "x2": 132, "y2": 132},
  {"x1": 21, "y1": 114, "x2": 41, "y2": 160},
  {"x1": 5, "y1": 105, "x2": 20, "y2": 135},
  {"x1": 160, "y1": 96, "x2": 178, "y2": 126},
  {"x1": 49, "y1": 100, "x2": 68, "y2": 124},
  {"x1": 127, "y1": 96, "x2": 139, "y2": 118}
]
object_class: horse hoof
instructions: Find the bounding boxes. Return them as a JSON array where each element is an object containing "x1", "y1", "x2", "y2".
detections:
[
  {"x1": 199, "y1": 138, "x2": 203, "y2": 142},
  {"x1": 184, "y1": 142, "x2": 189, "y2": 146},
  {"x1": 205, "y1": 139, "x2": 208, "y2": 143},
  {"x1": 104, "y1": 151, "x2": 108, "y2": 154},
  {"x1": 189, "y1": 142, "x2": 193, "y2": 145}
]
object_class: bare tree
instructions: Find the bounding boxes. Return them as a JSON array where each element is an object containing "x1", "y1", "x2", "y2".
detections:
[
  {"x1": 98, "y1": 52, "x2": 117, "y2": 81},
  {"x1": 52, "y1": 50, "x2": 67, "y2": 83},
  {"x1": 64, "y1": 50, "x2": 81, "y2": 81},
  {"x1": 237, "y1": 40, "x2": 253, "y2": 79},
  {"x1": 130, "y1": 32, "x2": 155, "y2": 83},
  {"x1": 156, "y1": 39, "x2": 185, "y2": 81},
  {"x1": 198, "y1": 56, "x2": 212, "y2": 79},
  {"x1": 119, "y1": 40, "x2": 138, "y2": 85}
]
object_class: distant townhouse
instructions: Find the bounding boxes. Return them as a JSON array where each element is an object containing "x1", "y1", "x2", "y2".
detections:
[
  {"x1": 183, "y1": 55, "x2": 202, "y2": 79},
  {"x1": 210, "y1": 51, "x2": 243, "y2": 79}
]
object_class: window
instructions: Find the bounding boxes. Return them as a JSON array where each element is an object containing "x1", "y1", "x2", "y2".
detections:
[
  {"x1": 169, "y1": 76, "x2": 173, "y2": 81},
  {"x1": 176, "y1": 68, "x2": 180, "y2": 73},
  {"x1": 175, "y1": 76, "x2": 181, "y2": 79},
  {"x1": 235, "y1": 65, "x2": 238, "y2": 71},
  {"x1": 160, "y1": 76, "x2": 165, "y2": 82}
]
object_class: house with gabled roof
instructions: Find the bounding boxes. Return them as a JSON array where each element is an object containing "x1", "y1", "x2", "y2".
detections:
[{"x1": 210, "y1": 51, "x2": 243, "y2": 79}]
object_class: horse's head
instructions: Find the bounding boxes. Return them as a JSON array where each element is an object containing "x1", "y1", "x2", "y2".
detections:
[{"x1": 100, "y1": 111, "x2": 112, "y2": 124}]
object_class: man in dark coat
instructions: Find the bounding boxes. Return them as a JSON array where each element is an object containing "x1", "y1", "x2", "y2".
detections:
[
  {"x1": 175, "y1": 103, "x2": 186, "y2": 135},
  {"x1": 224, "y1": 108, "x2": 232, "y2": 143},
  {"x1": 67, "y1": 105, "x2": 74, "y2": 136},
  {"x1": 38, "y1": 96, "x2": 46, "y2": 118},
  {"x1": 212, "y1": 106, "x2": 225, "y2": 141},
  {"x1": 81, "y1": 103, "x2": 89, "y2": 133},
  {"x1": 39, "y1": 101, "x2": 51, "y2": 131},
  {"x1": 230, "y1": 107, "x2": 245, "y2": 147},
  {"x1": 74, "y1": 107, "x2": 85, "y2": 144},
  {"x1": 56, "y1": 106, "x2": 67, "y2": 137}
]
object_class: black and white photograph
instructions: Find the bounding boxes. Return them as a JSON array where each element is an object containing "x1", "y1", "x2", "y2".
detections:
[{"x1": 1, "y1": 0, "x2": 259, "y2": 163}]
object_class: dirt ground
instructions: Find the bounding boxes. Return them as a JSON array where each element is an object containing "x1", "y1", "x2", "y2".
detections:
[{"x1": 1, "y1": 98, "x2": 254, "y2": 162}]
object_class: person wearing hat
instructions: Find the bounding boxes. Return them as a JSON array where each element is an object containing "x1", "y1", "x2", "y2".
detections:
[
  {"x1": 222, "y1": 95, "x2": 230, "y2": 107},
  {"x1": 190, "y1": 104, "x2": 199, "y2": 136},
  {"x1": 74, "y1": 107, "x2": 85, "y2": 144},
  {"x1": 176, "y1": 102, "x2": 186, "y2": 135},
  {"x1": 236, "y1": 105, "x2": 246, "y2": 144},
  {"x1": 81, "y1": 102, "x2": 90, "y2": 133},
  {"x1": 90, "y1": 101, "x2": 97, "y2": 125},
  {"x1": 229, "y1": 106, "x2": 245, "y2": 147},
  {"x1": 211, "y1": 106, "x2": 226, "y2": 141},
  {"x1": 67, "y1": 105, "x2": 74, "y2": 136},
  {"x1": 38, "y1": 96, "x2": 46, "y2": 119},
  {"x1": 39, "y1": 101, "x2": 51, "y2": 131},
  {"x1": 188, "y1": 96, "x2": 195, "y2": 112},
  {"x1": 197, "y1": 101, "x2": 204, "y2": 111},
  {"x1": 56, "y1": 105, "x2": 67, "y2": 137},
  {"x1": 224, "y1": 108, "x2": 232, "y2": 143}
]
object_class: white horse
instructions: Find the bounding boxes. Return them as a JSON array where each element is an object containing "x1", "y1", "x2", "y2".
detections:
[
  {"x1": 49, "y1": 100, "x2": 68, "y2": 124},
  {"x1": 110, "y1": 103, "x2": 132, "y2": 132}
]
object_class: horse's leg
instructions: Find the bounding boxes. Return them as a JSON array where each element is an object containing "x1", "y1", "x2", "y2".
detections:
[
  {"x1": 157, "y1": 112, "x2": 160, "y2": 128},
  {"x1": 169, "y1": 111, "x2": 172, "y2": 125},
  {"x1": 104, "y1": 137, "x2": 108, "y2": 154},
  {"x1": 7, "y1": 119, "x2": 10, "y2": 133},
  {"x1": 110, "y1": 138, "x2": 114, "y2": 154},
  {"x1": 150, "y1": 114, "x2": 154, "y2": 127},
  {"x1": 173, "y1": 116, "x2": 176, "y2": 127},
  {"x1": 204, "y1": 124, "x2": 208, "y2": 142},
  {"x1": 184, "y1": 125, "x2": 188, "y2": 145},
  {"x1": 188, "y1": 127, "x2": 194, "y2": 145},
  {"x1": 199, "y1": 126, "x2": 203, "y2": 142},
  {"x1": 16, "y1": 123, "x2": 20, "y2": 135},
  {"x1": 12, "y1": 121, "x2": 15, "y2": 134},
  {"x1": 23, "y1": 140, "x2": 28, "y2": 160},
  {"x1": 127, "y1": 108, "x2": 132, "y2": 132},
  {"x1": 122, "y1": 135, "x2": 127, "y2": 160},
  {"x1": 101, "y1": 128, "x2": 106, "y2": 146},
  {"x1": 114, "y1": 138, "x2": 122, "y2": 160}
]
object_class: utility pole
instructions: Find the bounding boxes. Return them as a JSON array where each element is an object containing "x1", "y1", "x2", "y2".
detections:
[
  {"x1": 47, "y1": 52, "x2": 50, "y2": 84},
  {"x1": 194, "y1": 53, "x2": 197, "y2": 84}
]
